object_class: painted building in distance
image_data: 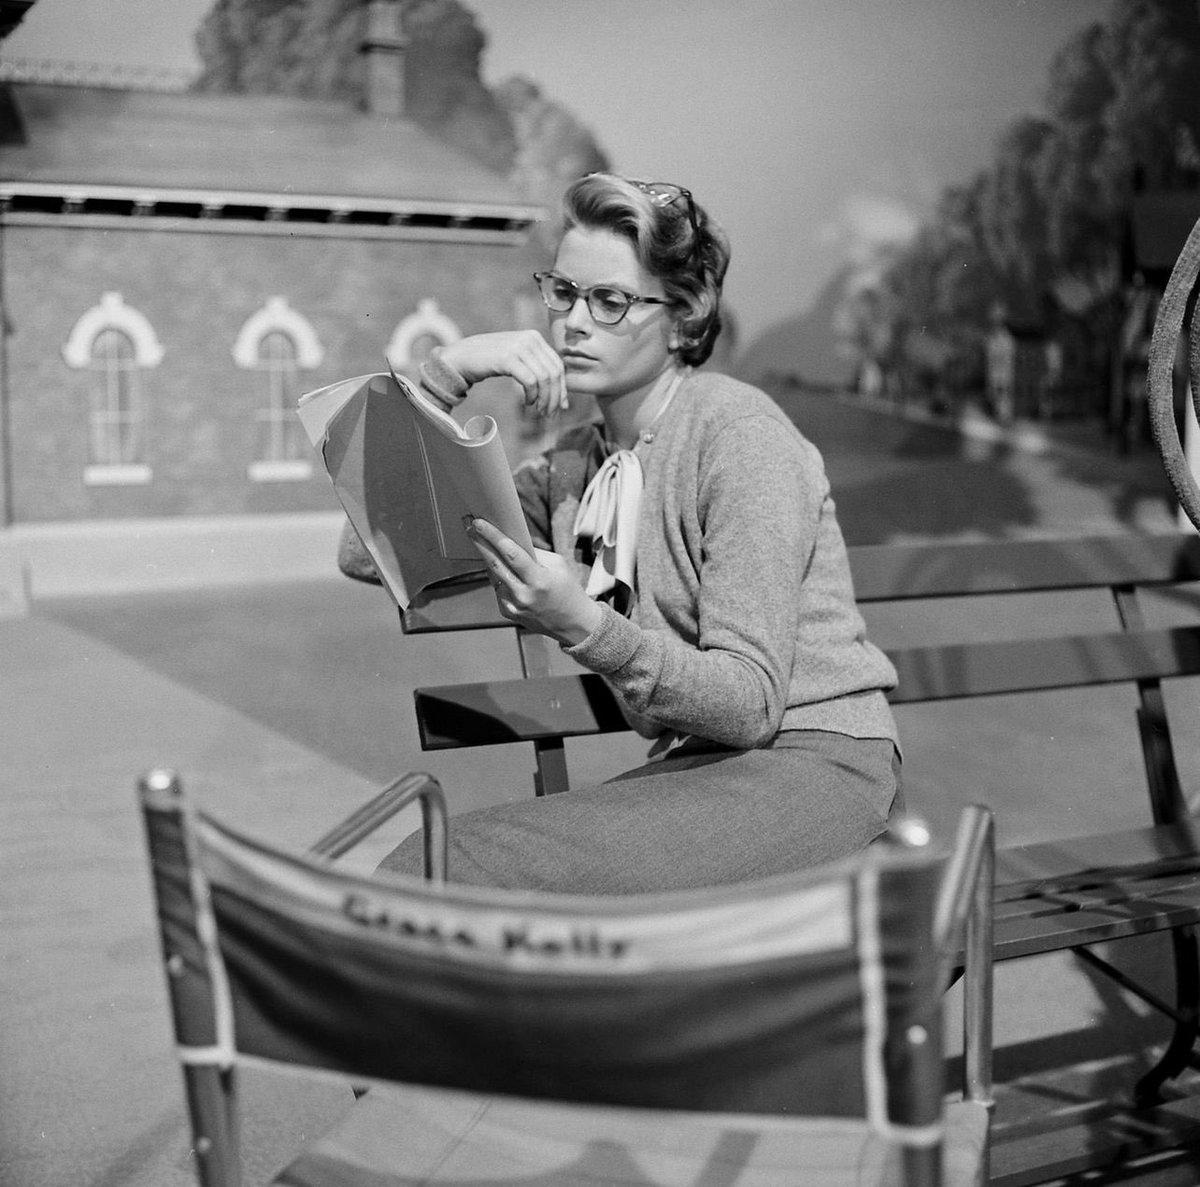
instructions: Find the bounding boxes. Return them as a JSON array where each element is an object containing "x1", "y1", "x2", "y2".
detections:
[{"x1": 0, "y1": 4, "x2": 543, "y2": 549}]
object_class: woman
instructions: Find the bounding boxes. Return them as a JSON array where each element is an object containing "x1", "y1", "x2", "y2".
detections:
[{"x1": 358, "y1": 172, "x2": 901, "y2": 893}]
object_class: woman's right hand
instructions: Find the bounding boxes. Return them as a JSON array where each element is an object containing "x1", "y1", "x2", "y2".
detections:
[{"x1": 438, "y1": 331, "x2": 569, "y2": 418}]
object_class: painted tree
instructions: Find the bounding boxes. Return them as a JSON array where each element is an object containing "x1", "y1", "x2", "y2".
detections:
[
  {"x1": 1037, "y1": 18, "x2": 1117, "y2": 301},
  {"x1": 869, "y1": 0, "x2": 1200, "y2": 405},
  {"x1": 977, "y1": 117, "x2": 1055, "y2": 321},
  {"x1": 846, "y1": 176, "x2": 1002, "y2": 398},
  {"x1": 1098, "y1": 0, "x2": 1200, "y2": 197}
]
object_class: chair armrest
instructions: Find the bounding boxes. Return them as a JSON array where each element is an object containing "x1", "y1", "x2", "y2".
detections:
[{"x1": 306, "y1": 772, "x2": 448, "y2": 882}]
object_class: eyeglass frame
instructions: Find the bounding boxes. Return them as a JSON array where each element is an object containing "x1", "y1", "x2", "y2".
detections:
[{"x1": 532, "y1": 270, "x2": 672, "y2": 327}]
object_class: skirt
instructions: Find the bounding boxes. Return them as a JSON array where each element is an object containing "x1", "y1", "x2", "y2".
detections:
[{"x1": 376, "y1": 729, "x2": 902, "y2": 895}]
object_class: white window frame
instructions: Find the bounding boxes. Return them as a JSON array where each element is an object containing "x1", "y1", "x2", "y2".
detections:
[
  {"x1": 385, "y1": 298, "x2": 462, "y2": 373},
  {"x1": 64, "y1": 292, "x2": 162, "y2": 486},
  {"x1": 233, "y1": 297, "x2": 322, "y2": 482}
]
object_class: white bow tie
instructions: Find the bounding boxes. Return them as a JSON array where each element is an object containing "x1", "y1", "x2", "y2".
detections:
[{"x1": 573, "y1": 449, "x2": 643, "y2": 609}]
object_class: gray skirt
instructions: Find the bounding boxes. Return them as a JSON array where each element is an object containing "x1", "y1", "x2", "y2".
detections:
[
  {"x1": 376, "y1": 724, "x2": 902, "y2": 892},
  {"x1": 377, "y1": 729, "x2": 903, "y2": 895}
]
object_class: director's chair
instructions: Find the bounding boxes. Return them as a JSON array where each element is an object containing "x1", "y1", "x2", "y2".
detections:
[{"x1": 138, "y1": 768, "x2": 993, "y2": 1187}]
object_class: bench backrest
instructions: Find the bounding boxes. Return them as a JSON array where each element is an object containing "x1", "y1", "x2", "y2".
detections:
[{"x1": 404, "y1": 532, "x2": 1200, "y2": 807}]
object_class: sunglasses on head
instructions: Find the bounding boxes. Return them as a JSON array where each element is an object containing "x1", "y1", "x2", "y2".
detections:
[{"x1": 629, "y1": 179, "x2": 702, "y2": 272}]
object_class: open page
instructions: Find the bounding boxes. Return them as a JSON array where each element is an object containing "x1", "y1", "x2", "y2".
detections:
[{"x1": 298, "y1": 370, "x2": 531, "y2": 609}]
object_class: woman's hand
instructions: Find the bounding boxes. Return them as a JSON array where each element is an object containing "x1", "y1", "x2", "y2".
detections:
[
  {"x1": 439, "y1": 331, "x2": 569, "y2": 418},
  {"x1": 466, "y1": 517, "x2": 602, "y2": 646}
]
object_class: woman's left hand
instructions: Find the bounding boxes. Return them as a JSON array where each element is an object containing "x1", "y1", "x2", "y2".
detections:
[{"x1": 466, "y1": 517, "x2": 602, "y2": 646}]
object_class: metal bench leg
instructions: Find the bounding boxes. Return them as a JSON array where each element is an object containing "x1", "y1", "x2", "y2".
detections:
[
  {"x1": 1114, "y1": 668, "x2": 1200, "y2": 1102},
  {"x1": 1134, "y1": 925, "x2": 1200, "y2": 1105},
  {"x1": 518, "y1": 629, "x2": 571, "y2": 796},
  {"x1": 1073, "y1": 932, "x2": 1200, "y2": 1104},
  {"x1": 533, "y1": 738, "x2": 569, "y2": 797}
]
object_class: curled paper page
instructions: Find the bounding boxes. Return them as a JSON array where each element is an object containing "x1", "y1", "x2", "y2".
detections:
[{"x1": 299, "y1": 371, "x2": 533, "y2": 609}]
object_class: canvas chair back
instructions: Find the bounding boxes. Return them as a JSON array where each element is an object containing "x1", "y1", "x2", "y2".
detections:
[{"x1": 139, "y1": 770, "x2": 992, "y2": 1187}]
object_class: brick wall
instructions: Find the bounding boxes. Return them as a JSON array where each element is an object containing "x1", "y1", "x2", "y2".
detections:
[{"x1": 2, "y1": 220, "x2": 537, "y2": 523}]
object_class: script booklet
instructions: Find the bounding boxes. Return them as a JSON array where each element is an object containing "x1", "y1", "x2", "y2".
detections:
[{"x1": 298, "y1": 367, "x2": 533, "y2": 609}]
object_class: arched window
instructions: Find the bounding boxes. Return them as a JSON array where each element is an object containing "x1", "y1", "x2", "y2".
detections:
[
  {"x1": 253, "y1": 330, "x2": 305, "y2": 470},
  {"x1": 233, "y1": 297, "x2": 322, "y2": 481},
  {"x1": 406, "y1": 331, "x2": 441, "y2": 369},
  {"x1": 386, "y1": 298, "x2": 461, "y2": 374},
  {"x1": 64, "y1": 292, "x2": 161, "y2": 485},
  {"x1": 88, "y1": 328, "x2": 142, "y2": 467}
]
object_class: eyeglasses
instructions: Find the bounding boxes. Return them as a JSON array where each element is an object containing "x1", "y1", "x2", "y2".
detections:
[
  {"x1": 532, "y1": 271, "x2": 671, "y2": 326},
  {"x1": 630, "y1": 179, "x2": 702, "y2": 270}
]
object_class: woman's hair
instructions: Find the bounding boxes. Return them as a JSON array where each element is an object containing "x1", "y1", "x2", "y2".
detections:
[{"x1": 560, "y1": 172, "x2": 730, "y2": 367}]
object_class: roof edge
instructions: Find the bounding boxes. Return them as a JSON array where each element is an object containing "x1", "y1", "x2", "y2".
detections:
[{"x1": 0, "y1": 180, "x2": 544, "y2": 228}]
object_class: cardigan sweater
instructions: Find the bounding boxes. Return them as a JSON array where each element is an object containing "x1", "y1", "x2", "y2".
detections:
[{"x1": 512, "y1": 371, "x2": 899, "y2": 751}]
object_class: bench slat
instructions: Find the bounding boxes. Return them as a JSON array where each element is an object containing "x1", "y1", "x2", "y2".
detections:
[
  {"x1": 987, "y1": 822, "x2": 1200, "y2": 961},
  {"x1": 888, "y1": 624, "x2": 1200, "y2": 703},
  {"x1": 398, "y1": 532, "x2": 1200, "y2": 633},
  {"x1": 413, "y1": 625, "x2": 1200, "y2": 749},
  {"x1": 848, "y1": 532, "x2": 1200, "y2": 602},
  {"x1": 415, "y1": 672, "x2": 625, "y2": 750},
  {"x1": 994, "y1": 820, "x2": 1200, "y2": 894},
  {"x1": 993, "y1": 887, "x2": 1200, "y2": 961}
]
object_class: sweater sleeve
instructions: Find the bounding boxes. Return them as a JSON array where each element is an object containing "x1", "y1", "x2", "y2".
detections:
[{"x1": 563, "y1": 415, "x2": 820, "y2": 749}]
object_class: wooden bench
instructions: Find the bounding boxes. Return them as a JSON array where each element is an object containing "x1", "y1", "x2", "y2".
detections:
[{"x1": 400, "y1": 530, "x2": 1200, "y2": 1185}]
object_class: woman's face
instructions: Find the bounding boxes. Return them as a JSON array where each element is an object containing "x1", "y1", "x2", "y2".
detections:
[{"x1": 548, "y1": 226, "x2": 676, "y2": 403}]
